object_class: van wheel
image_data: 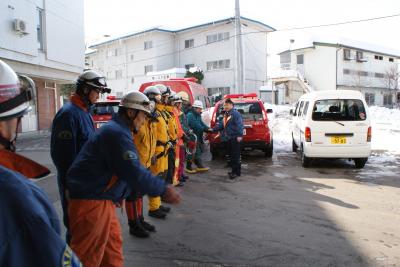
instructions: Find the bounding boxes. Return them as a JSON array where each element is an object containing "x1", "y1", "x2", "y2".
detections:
[
  {"x1": 301, "y1": 145, "x2": 311, "y2": 168},
  {"x1": 292, "y1": 137, "x2": 298, "y2": 152},
  {"x1": 354, "y1": 158, "x2": 368, "y2": 169},
  {"x1": 265, "y1": 141, "x2": 273, "y2": 158}
]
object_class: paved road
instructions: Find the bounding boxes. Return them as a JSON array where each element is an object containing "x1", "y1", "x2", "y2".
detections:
[{"x1": 16, "y1": 132, "x2": 400, "y2": 267}]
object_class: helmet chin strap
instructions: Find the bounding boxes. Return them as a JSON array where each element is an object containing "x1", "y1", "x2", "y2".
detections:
[
  {"x1": 0, "y1": 117, "x2": 21, "y2": 152},
  {"x1": 128, "y1": 110, "x2": 139, "y2": 134}
]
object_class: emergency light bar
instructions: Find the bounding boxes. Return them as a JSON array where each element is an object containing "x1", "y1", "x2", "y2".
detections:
[
  {"x1": 106, "y1": 95, "x2": 117, "y2": 100},
  {"x1": 224, "y1": 93, "x2": 258, "y2": 99}
]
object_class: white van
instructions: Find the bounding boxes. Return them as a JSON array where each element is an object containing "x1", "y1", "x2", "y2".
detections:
[{"x1": 291, "y1": 90, "x2": 371, "y2": 168}]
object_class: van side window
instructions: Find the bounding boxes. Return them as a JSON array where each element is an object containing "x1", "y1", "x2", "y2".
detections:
[
  {"x1": 302, "y1": 101, "x2": 309, "y2": 117},
  {"x1": 293, "y1": 102, "x2": 299, "y2": 116},
  {"x1": 298, "y1": 101, "x2": 304, "y2": 117}
]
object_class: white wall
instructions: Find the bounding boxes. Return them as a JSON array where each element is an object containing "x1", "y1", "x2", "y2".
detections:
[{"x1": 0, "y1": 0, "x2": 84, "y2": 81}]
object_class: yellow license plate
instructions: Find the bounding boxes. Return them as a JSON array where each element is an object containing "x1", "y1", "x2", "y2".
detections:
[{"x1": 331, "y1": 136, "x2": 346, "y2": 144}]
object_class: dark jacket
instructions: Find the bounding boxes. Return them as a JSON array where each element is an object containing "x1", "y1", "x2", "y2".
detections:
[
  {"x1": 66, "y1": 115, "x2": 166, "y2": 202},
  {"x1": 50, "y1": 95, "x2": 95, "y2": 182},
  {"x1": 0, "y1": 166, "x2": 81, "y2": 267},
  {"x1": 187, "y1": 110, "x2": 208, "y2": 144},
  {"x1": 213, "y1": 108, "x2": 244, "y2": 140}
]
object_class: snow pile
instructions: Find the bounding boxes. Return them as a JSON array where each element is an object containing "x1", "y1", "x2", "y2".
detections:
[
  {"x1": 369, "y1": 106, "x2": 400, "y2": 155},
  {"x1": 270, "y1": 105, "x2": 400, "y2": 155},
  {"x1": 267, "y1": 104, "x2": 293, "y2": 152}
]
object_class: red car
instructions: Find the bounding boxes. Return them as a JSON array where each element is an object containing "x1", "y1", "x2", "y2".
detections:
[
  {"x1": 91, "y1": 96, "x2": 120, "y2": 129},
  {"x1": 208, "y1": 93, "x2": 273, "y2": 158}
]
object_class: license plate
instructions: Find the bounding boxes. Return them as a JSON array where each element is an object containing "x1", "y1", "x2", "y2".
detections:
[
  {"x1": 243, "y1": 129, "x2": 246, "y2": 135},
  {"x1": 331, "y1": 136, "x2": 346, "y2": 144}
]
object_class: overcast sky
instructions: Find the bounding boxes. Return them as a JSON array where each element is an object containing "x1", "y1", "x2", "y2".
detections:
[{"x1": 85, "y1": 0, "x2": 400, "y2": 61}]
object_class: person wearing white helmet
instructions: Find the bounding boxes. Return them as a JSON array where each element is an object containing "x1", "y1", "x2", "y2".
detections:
[
  {"x1": 65, "y1": 91, "x2": 181, "y2": 267},
  {"x1": 0, "y1": 60, "x2": 82, "y2": 266},
  {"x1": 50, "y1": 69, "x2": 110, "y2": 244},
  {"x1": 186, "y1": 100, "x2": 212, "y2": 172},
  {"x1": 124, "y1": 85, "x2": 161, "y2": 238}
]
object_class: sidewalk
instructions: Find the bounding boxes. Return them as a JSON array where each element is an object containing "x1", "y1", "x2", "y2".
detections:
[{"x1": 17, "y1": 130, "x2": 51, "y2": 152}]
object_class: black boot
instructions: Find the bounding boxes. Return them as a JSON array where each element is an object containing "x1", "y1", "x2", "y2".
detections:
[
  {"x1": 140, "y1": 218, "x2": 156, "y2": 232},
  {"x1": 148, "y1": 208, "x2": 167, "y2": 219},
  {"x1": 194, "y1": 158, "x2": 210, "y2": 172},
  {"x1": 185, "y1": 162, "x2": 197, "y2": 173},
  {"x1": 128, "y1": 220, "x2": 150, "y2": 238},
  {"x1": 160, "y1": 205, "x2": 171, "y2": 213}
]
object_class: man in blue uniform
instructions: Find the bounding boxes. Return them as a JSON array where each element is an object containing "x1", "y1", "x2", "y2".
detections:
[
  {"x1": 66, "y1": 91, "x2": 181, "y2": 267},
  {"x1": 0, "y1": 60, "x2": 81, "y2": 266},
  {"x1": 50, "y1": 70, "x2": 111, "y2": 243},
  {"x1": 212, "y1": 98, "x2": 244, "y2": 179}
]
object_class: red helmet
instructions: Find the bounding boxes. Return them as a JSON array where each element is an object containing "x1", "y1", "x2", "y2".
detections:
[{"x1": 0, "y1": 60, "x2": 34, "y2": 120}]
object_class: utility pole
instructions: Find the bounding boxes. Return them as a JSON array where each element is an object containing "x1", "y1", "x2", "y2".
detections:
[{"x1": 234, "y1": 0, "x2": 244, "y2": 94}]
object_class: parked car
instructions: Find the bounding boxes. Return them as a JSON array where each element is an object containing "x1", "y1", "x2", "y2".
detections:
[
  {"x1": 208, "y1": 93, "x2": 273, "y2": 158},
  {"x1": 91, "y1": 96, "x2": 120, "y2": 129},
  {"x1": 291, "y1": 90, "x2": 371, "y2": 168}
]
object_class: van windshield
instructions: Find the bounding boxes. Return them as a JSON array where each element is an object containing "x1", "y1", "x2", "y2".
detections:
[
  {"x1": 217, "y1": 101, "x2": 263, "y2": 121},
  {"x1": 312, "y1": 99, "x2": 366, "y2": 121}
]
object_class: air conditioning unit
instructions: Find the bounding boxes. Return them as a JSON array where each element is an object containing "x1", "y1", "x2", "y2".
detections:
[{"x1": 14, "y1": 19, "x2": 28, "y2": 35}]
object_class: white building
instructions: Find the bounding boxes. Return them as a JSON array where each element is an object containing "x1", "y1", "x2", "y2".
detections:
[
  {"x1": 1, "y1": 0, "x2": 84, "y2": 131},
  {"x1": 86, "y1": 17, "x2": 275, "y2": 98},
  {"x1": 270, "y1": 39, "x2": 400, "y2": 107}
]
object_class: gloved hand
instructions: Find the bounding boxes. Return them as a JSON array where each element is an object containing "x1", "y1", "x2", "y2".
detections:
[
  {"x1": 161, "y1": 185, "x2": 181, "y2": 204},
  {"x1": 206, "y1": 128, "x2": 214, "y2": 133}
]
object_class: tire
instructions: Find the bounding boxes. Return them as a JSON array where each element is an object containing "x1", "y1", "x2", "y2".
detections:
[
  {"x1": 354, "y1": 158, "x2": 368, "y2": 169},
  {"x1": 265, "y1": 140, "x2": 273, "y2": 158},
  {"x1": 292, "y1": 137, "x2": 298, "y2": 152},
  {"x1": 301, "y1": 145, "x2": 311, "y2": 168}
]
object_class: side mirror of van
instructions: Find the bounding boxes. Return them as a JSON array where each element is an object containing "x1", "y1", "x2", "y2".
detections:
[{"x1": 266, "y1": 109, "x2": 273, "y2": 114}]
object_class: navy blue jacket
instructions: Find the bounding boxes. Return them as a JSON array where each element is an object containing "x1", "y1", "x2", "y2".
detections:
[
  {"x1": 213, "y1": 108, "x2": 244, "y2": 140},
  {"x1": 187, "y1": 110, "x2": 209, "y2": 144},
  {"x1": 0, "y1": 166, "x2": 81, "y2": 267},
  {"x1": 50, "y1": 98, "x2": 95, "y2": 182},
  {"x1": 66, "y1": 115, "x2": 166, "y2": 202}
]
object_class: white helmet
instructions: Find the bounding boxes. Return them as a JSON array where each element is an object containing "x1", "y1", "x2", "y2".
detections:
[
  {"x1": 154, "y1": 84, "x2": 170, "y2": 96},
  {"x1": 143, "y1": 85, "x2": 161, "y2": 97},
  {"x1": 192, "y1": 100, "x2": 204, "y2": 109},
  {"x1": 77, "y1": 69, "x2": 111, "y2": 94},
  {"x1": 0, "y1": 60, "x2": 34, "y2": 120},
  {"x1": 176, "y1": 91, "x2": 189, "y2": 102},
  {"x1": 119, "y1": 91, "x2": 151, "y2": 114}
]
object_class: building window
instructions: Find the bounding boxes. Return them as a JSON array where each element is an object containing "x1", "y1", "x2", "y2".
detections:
[
  {"x1": 144, "y1": 65, "x2": 153, "y2": 74},
  {"x1": 115, "y1": 70, "x2": 123, "y2": 79},
  {"x1": 358, "y1": 71, "x2": 368, "y2": 77},
  {"x1": 356, "y1": 51, "x2": 364, "y2": 62},
  {"x1": 130, "y1": 54, "x2": 134, "y2": 61},
  {"x1": 131, "y1": 77, "x2": 135, "y2": 84},
  {"x1": 343, "y1": 49, "x2": 351, "y2": 60},
  {"x1": 365, "y1": 93, "x2": 375, "y2": 106},
  {"x1": 144, "y1": 41, "x2": 153, "y2": 50},
  {"x1": 343, "y1": 69, "x2": 351, "y2": 75},
  {"x1": 206, "y1": 32, "x2": 230, "y2": 44},
  {"x1": 207, "y1": 87, "x2": 230, "y2": 96},
  {"x1": 296, "y1": 54, "x2": 304, "y2": 64},
  {"x1": 206, "y1": 59, "x2": 230, "y2": 71},
  {"x1": 37, "y1": 8, "x2": 44, "y2": 51},
  {"x1": 389, "y1": 58, "x2": 394, "y2": 62},
  {"x1": 375, "y1": 73, "x2": 384, "y2": 78},
  {"x1": 185, "y1": 64, "x2": 194, "y2": 70},
  {"x1": 383, "y1": 94, "x2": 393, "y2": 106},
  {"x1": 374, "y1": 55, "x2": 383, "y2": 60},
  {"x1": 184, "y1": 39, "x2": 194, "y2": 49}
]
